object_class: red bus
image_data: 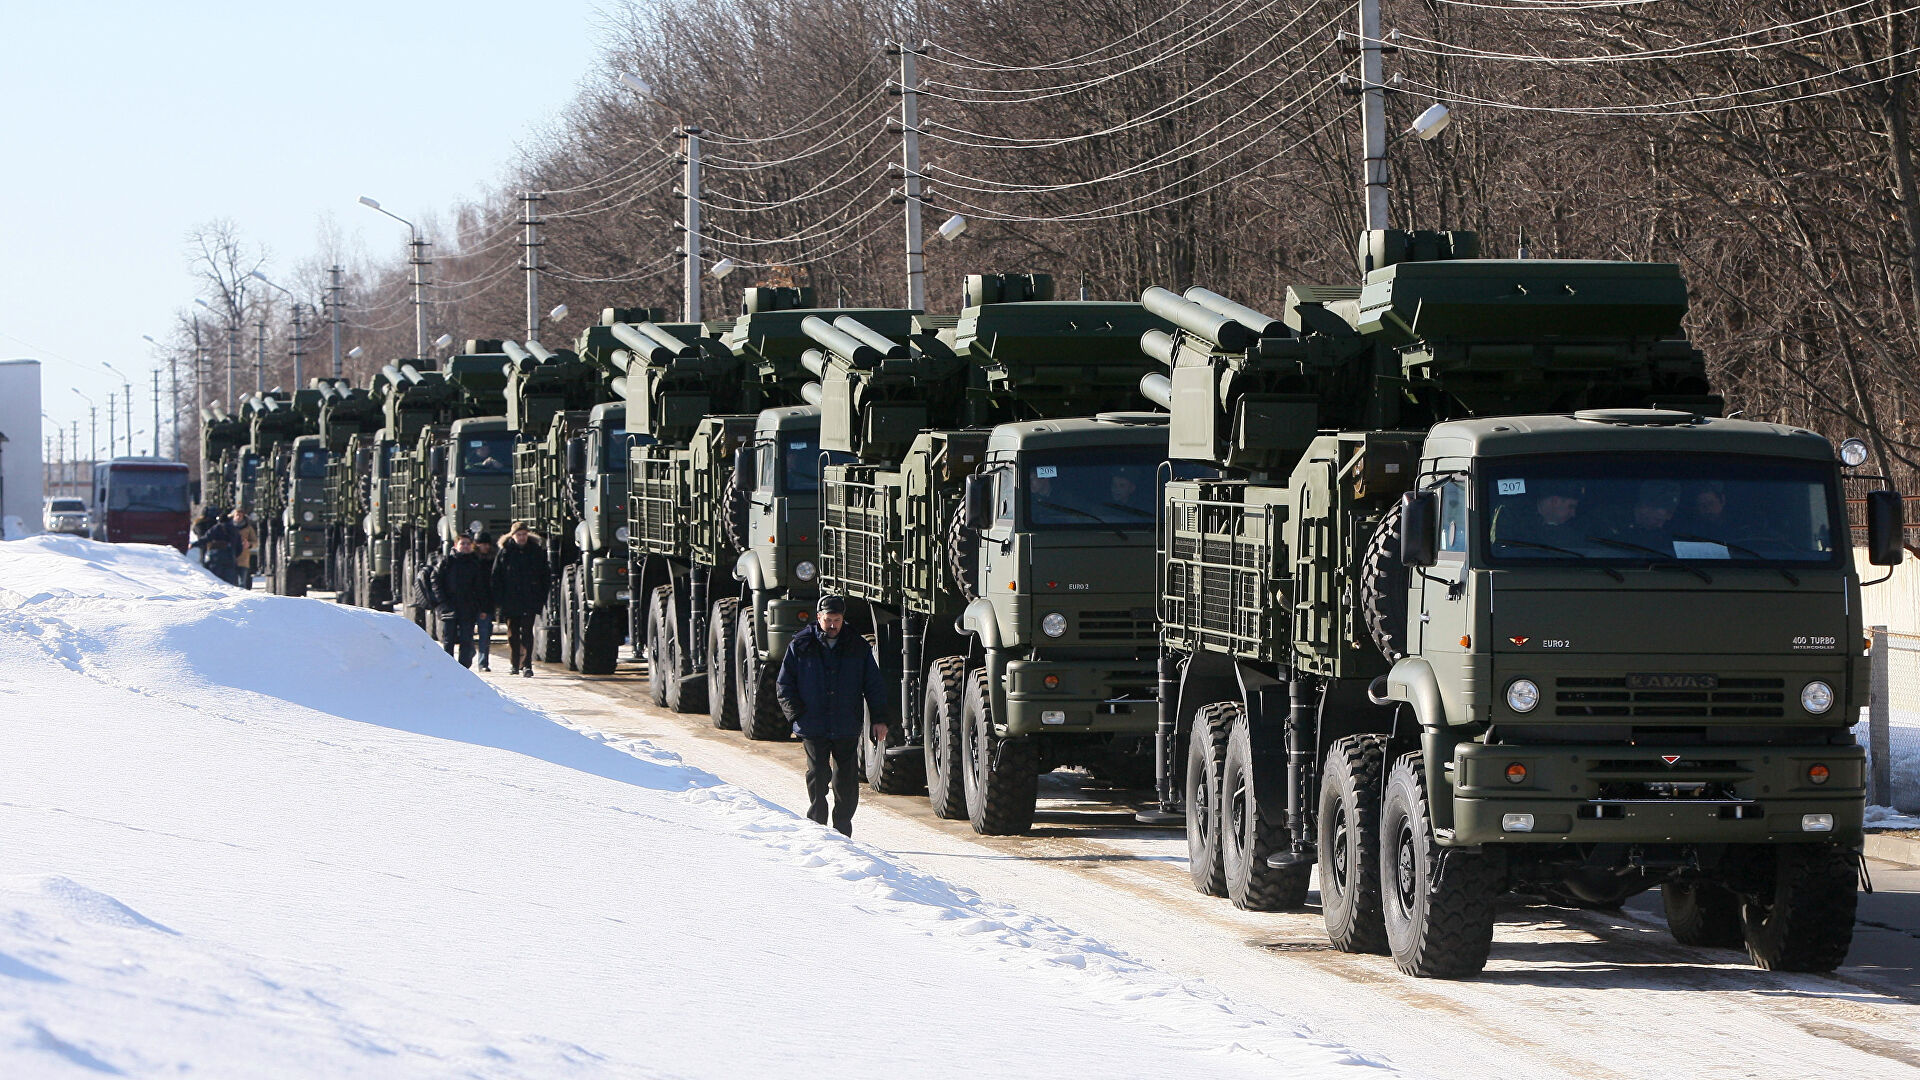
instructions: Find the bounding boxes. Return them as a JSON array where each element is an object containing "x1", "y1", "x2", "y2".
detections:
[{"x1": 91, "y1": 459, "x2": 192, "y2": 551}]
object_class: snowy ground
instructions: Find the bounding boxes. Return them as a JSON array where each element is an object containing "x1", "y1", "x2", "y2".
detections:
[{"x1": 0, "y1": 536, "x2": 1392, "y2": 1079}]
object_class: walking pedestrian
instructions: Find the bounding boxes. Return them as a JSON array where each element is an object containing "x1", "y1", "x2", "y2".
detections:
[
  {"x1": 491, "y1": 521, "x2": 550, "y2": 677},
  {"x1": 230, "y1": 508, "x2": 258, "y2": 590},
  {"x1": 190, "y1": 510, "x2": 242, "y2": 586},
  {"x1": 472, "y1": 531, "x2": 499, "y2": 671},
  {"x1": 433, "y1": 534, "x2": 489, "y2": 668},
  {"x1": 775, "y1": 595, "x2": 890, "y2": 837}
]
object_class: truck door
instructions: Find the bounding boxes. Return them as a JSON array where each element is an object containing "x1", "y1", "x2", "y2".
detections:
[{"x1": 1417, "y1": 477, "x2": 1470, "y2": 659}]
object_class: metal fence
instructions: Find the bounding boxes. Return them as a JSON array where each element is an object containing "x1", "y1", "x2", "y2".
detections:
[{"x1": 1861, "y1": 627, "x2": 1920, "y2": 813}]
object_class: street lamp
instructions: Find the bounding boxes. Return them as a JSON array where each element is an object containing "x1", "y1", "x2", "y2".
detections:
[
  {"x1": 142, "y1": 334, "x2": 175, "y2": 459},
  {"x1": 250, "y1": 271, "x2": 310, "y2": 389},
  {"x1": 195, "y1": 297, "x2": 238, "y2": 404},
  {"x1": 70, "y1": 387, "x2": 99, "y2": 468},
  {"x1": 100, "y1": 360, "x2": 134, "y2": 457},
  {"x1": 358, "y1": 195, "x2": 432, "y2": 360}
]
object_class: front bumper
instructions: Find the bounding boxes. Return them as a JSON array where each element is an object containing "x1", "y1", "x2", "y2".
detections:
[
  {"x1": 1001, "y1": 658, "x2": 1156, "y2": 737},
  {"x1": 1448, "y1": 740, "x2": 1866, "y2": 846},
  {"x1": 762, "y1": 597, "x2": 812, "y2": 662},
  {"x1": 587, "y1": 555, "x2": 629, "y2": 609}
]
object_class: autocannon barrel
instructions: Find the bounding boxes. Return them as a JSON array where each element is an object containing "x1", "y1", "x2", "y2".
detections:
[
  {"x1": 800, "y1": 315, "x2": 884, "y2": 368},
  {"x1": 1183, "y1": 287, "x2": 1284, "y2": 339},
  {"x1": 1141, "y1": 286, "x2": 1255, "y2": 352},
  {"x1": 1140, "y1": 329, "x2": 1180, "y2": 368},
  {"x1": 801, "y1": 381, "x2": 824, "y2": 406},
  {"x1": 1139, "y1": 372, "x2": 1173, "y2": 410}
]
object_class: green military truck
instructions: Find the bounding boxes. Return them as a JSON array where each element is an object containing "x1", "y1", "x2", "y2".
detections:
[
  {"x1": 314, "y1": 380, "x2": 386, "y2": 607},
  {"x1": 502, "y1": 337, "x2": 625, "y2": 674},
  {"x1": 1141, "y1": 229, "x2": 1896, "y2": 977},
  {"x1": 812, "y1": 274, "x2": 1173, "y2": 832},
  {"x1": 198, "y1": 403, "x2": 249, "y2": 514}
]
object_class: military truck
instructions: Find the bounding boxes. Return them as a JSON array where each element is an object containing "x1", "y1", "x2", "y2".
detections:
[
  {"x1": 718, "y1": 289, "x2": 920, "y2": 736},
  {"x1": 1141, "y1": 229, "x2": 1894, "y2": 977},
  {"x1": 234, "y1": 390, "x2": 315, "y2": 593},
  {"x1": 198, "y1": 402, "x2": 249, "y2": 513},
  {"x1": 314, "y1": 379, "x2": 384, "y2": 605},
  {"x1": 812, "y1": 274, "x2": 1173, "y2": 831},
  {"x1": 502, "y1": 337, "x2": 624, "y2": 673}
]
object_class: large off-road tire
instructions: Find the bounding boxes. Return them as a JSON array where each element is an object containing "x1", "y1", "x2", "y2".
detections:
[
  {"x1": 735, "y1": 606, "x2": 787, "y2": 740},
  {"x1": 1320, "y1": 735, "x2": 1390, "y2": 954},
  {"x1": 1220, "y1": 704, "x2": 1309, "y2": 911},
  {"x1": 1380, "y1": 752, "x2": 1501, "y2": 978},
  {"x1": 533, "y1": 577, "x2": 560, "y2": 664},
  {"x1": 961, "y1": 668, "x2": 1038, "y2": 835},
  {"x1": 645, "y1": 585, "x2": 671, "y2": 706},
  {"x1": 1663, "y1": 881, "x2": 1745, "y2": 949},
  {"x1": 579, "y1": 606, "x2": 623, "y2": 676},
  {"x1": 1184, "y1": 705, "x2": 1231, "y2": 897},
  {"x1": 923, "y1": 656, "x2": 968, "y2": 819},
  {"x1": 863, "y1": 699, "x2": 925, "y2": 796},
  {"x1": 706, "y1": 598, "x2": 741, "y2": 730},
  {"x1": 561, "y1": 567, "x2": 582, "y2": 672},
  {"x1": 1359, "y1": 498, "x2": 1410, "y2": 661},
  {"x1": 945, "y1": 502, "x2": 980, "y2": 603},
  {"x1": 1741, "y1": 844, "x2": 1859, "y2": 972},
  {"x1": 658, "y1": 585, "x2": 708, "y2": 714},
  {"x1": 722, "y1": 469, "x2": 751, "y2": 553}
]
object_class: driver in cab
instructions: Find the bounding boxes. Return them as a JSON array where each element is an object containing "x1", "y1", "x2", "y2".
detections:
[{"x1": 1490, "y1": 480, "x2": 1584, "y2": 553}]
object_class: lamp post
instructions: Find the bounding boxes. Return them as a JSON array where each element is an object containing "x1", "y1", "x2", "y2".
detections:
[
  {"x1": 142, "y1": 334, "x2": 177, "y2": 459},
  {"x1": 357, "y1": 196, "x2": 431, "y2": 359},
  {"x1": 249, "y1": 271, "x2": 311, "y2": 389},
  {"x1": 70, "y1": 388, "x2": 98, "y2": 471},
  {"x1": 101, "y1": 360, "x2": 134, "y2": 457},
  {"x1": 620, "y1": 74, "x2": 701, "y2": 321},
  {"x1": 195, "y1": 297, "x2": 237, "y2": 405}
]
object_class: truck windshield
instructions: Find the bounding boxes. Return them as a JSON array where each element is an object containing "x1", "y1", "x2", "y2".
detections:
[
  {"x1": 780, "y1": 436, "x2": 846, "y2": 493},
  {"x1": 1482, "y1": 454, "x2": 1840, "y2": 566},
  {"x1": 295, "y1": 447, "x2": 328, "y2": 479},
  {"x1": 1022, "y1": 446, "x2": 1163, "y2": 528},
  {"x1": 109, "y1": 471, "x2": 191, "y2": 513},
  {"x1": 603, "y1": 428, "x2": 629, "y2": 472},
  {"x1": 455, "y1": 433, "x2": 515, "y2": 476}
]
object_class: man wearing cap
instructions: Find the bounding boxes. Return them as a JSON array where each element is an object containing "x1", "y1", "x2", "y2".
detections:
[{"x1": 776, "y1": 595, "x2": 891, "y2": 837}]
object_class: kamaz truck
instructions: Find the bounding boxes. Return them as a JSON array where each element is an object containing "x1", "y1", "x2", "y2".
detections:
[
  {"x1": 313, "y1": 380, "x2": 385, "y2": 607},
  {"x1": 198, "y1": 403, "x2": 249, "y2": 514},
  {"x1": 1142, "y1": 228, "x2": 1895, "y2": 978},
  {"x1": 813, "y1": 274, "x2": 1173, "y2": 833}
]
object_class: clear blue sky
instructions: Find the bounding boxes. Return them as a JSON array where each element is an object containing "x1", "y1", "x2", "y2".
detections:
[{"x1": 0, "y1": 0, "x2": 610, "y2": 455}]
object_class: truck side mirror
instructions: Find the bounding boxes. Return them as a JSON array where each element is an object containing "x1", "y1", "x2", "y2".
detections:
[
  {"x1": 964, "y1": 473, "x2": 994, "y2": 531},
  {"x1": 1399, "y1": 489, "x2": 1440, "y2": 568},
  {"x1": 566, "y1": 437, "x2": 588, "y2": 477},
  {"x1": 428, "y1": 446, "x2": 446, "y2": 478},
  {"x1": 1866, "y1": 489, "x2": 1904, "y2": 566},
  {"x1": 732, "y1": 445, "x2": 755, "y2": 484}
]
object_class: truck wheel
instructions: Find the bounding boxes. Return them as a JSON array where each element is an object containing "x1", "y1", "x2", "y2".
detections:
[
  {"x1": 1220, "y1": 705, "x2": 1309, "y2": 911},
  {"x1": 1741, "y1": 844, "x2": 1858, "y2": 972},
  {"x1": 1184, "y1": 705, "x2": 1230, "y2": 897},
  {"x1": 923, "y1": 656, "x2": 968, "y2": 819},
  {"x1": 707, "y1": 598, "x2": 741, "y2": 730},
  {"x1": 645, "y1": 585, "x2": 671, "y2": 706},
  {"x1": 580, "y1": 608, "x2": 623, "y2": 676},
  {"x1": 1380, "y1": 752, "x2": 1500, "y2": 978},
  {"x1": 961, "y1": 668, "x2": 1038, "y2": 835},
  {"x1": 1359, "y1": 498, "x2": 1410, "y2": 661},
  {"x1": 1662, "y1": 881, "x2": 1745, "y2": 948},
  {"x1": 1320, "y1": 735, "x2": 1389, "y2": 953},
  {"x1": 735, "y1": 607, "x2": 786, "y2": 739},
  {"x1": 287, "y1": 565, "x2": 310, "y2": 598},
  {"x1": 864, "y1": 700, "x2": 925, "y2": 796},
  {"x1": 562, "y1": 568, "x2": 582, "y2": 672},
  {"x1": 945, "y1": 502, "x2": 980, "y2": 603}
]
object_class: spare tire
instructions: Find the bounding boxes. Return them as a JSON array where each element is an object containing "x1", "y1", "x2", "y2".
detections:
[
  {"x1": 721, "y1": 468, "x2": 750, "y2": 552},
  {"x1": 1359, "y1": 499, "x2": 1410, "y2": 661},
  {"x1": 946, "y1": 501, "x2": 980, "y2": 604}
]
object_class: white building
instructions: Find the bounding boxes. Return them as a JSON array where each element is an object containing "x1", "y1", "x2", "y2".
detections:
[{"x1": 0, "y1": 359, "x2": 44, "y2": 537}]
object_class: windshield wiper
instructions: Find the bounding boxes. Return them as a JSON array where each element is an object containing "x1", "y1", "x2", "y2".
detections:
[
  {"x1": 1587, "y1": 535, "x2": 1713, "y2": 584},
  {"x1": 1671, "y1": 532, "x2": 1800, "y2": 586},
  {"x1": 1100, "y1": 501, "x2": 1154, "y2": 518},
  {"x1": 1035, "y1": 499, "x2": 1128, "y2": 539},
  {"x1": 1492, "y1": 537, "x2": 1625, "y2": 582}
]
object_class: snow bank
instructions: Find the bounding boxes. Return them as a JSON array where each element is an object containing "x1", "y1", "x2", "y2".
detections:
[{"x1": 0, "y1": 537, "x2": 1391, "y2": 1079}]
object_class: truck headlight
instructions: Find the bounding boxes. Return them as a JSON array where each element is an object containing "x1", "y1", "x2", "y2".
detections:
[
  {"x1": 1041, "y1": 612, "x2": 1067, "y2": 638},
  {"x1": 793, "y1": 560, "x2": 817, "y2": 581},
  {"x1": 615, "y1": 526, "x2": 630, "y2": 543},
  {"x1": 1800, "y1": 680, "x2": 1834, "y2": 715},
  {"x1": 301, "y1": 510, "x2": 315, "y2": 522},
  {"x1": 1505, "y1": 678, "x2": 1540, "y2": 713}
]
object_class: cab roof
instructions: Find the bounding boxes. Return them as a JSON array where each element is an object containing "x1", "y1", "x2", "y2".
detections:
[
  {"x1": 1426, "y1": 411, "x2": 1836, "y2": 462},
  {"x1": 987, "y1": 413, "x2": 1170, "y2": 455}
]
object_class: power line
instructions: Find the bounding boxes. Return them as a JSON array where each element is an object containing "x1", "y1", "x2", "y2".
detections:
[
  {"x1": 1395, "y1": 2, "x2": 1913, "y2": 66},
  {"x1": 919, "y1": 0, "x2": 1259, "y2": 75}
]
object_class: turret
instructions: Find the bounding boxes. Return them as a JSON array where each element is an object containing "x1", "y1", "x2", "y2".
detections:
[
  {"x1": 722, "y1": 286, "x2": 919, "y2": 407},
  {"x1": 802, "y1": 314, "x2": 969, "y2": 461},
  {"x1": 577, "y1": 308, "x2": 750, "y2": 444},
  {"x1": 948, "y1": 273, "x2": 1171, "y2": 418},
  {"x1": 501, "y1": 339, "x2": 604, "y2": 439}
]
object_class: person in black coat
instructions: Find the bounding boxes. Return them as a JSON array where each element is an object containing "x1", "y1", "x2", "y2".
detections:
[
  {"x1": 491, "y1": 521, "x2": 551, "y2": 677},
  {"x1": 434, "y1": 534, "x2": 490, "y2": 668},
  {"x1": 776, "y1": 595, "x2": 890, "y2": 836}
]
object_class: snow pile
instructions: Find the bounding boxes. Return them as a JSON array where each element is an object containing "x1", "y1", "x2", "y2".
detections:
[{"x1": 0, "y1": 536, "x2": 1391, "y2": 1079}]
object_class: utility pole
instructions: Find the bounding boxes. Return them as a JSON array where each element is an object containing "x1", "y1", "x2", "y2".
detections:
[
  {"x1": 88, "y1": 406, "x2": 99, "y2": 468},
  {"x1": 152, "y1": 370, "x2": 162, "y2": 457},
  {"x1": 1358, "y1": 0, "x2": 1390, "y2": 231},
  {"x1": 522, "y1": 191, "x2": 545, "y2": 342},
  {"x1": 70, "y1": 421, "x2": 80, "y2": 495},
  {"x1": 893, "y1": 41, "x2": 927, "y2": 310},
  {"x1": 168, "y1": 351, "x2": 180, "y2": 460},
  {"x1": 410, "y1": 237, "x2": 432, "y2": 359},
  {"x1": 124, "y1": 384, "x2": 134, "y2": 456},
  {"x1": 682, "y1": 126, "x2": 702, "y2": 322},
  {"x1": 107, "y1": 391, "x2": 118, "y2": 459},
  {"x1": 290, "y1": 303, "x2": 306, "y2": 388},
  {"x1": 255, "y1": 317, "x2": 267, "y2": 394},
  {"x1": 226, "y1": 324, "x2": 237, "y2": 406},
  {"x1": 328, "y1": 265, "x2": 345, "y2": 377}
]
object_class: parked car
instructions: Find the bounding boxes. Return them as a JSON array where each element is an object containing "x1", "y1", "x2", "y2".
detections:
[{"x1": 44, "y1": 497, "x2": 89, "y2": 535}]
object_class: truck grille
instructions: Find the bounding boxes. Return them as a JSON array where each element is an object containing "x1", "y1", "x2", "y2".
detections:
[
  {"x1": 1077, "y1": 610, "x2": 1157, "y2": 644},
  {"x1": 1554, "y1": 676, "x2": 1785, "y2": 719}
]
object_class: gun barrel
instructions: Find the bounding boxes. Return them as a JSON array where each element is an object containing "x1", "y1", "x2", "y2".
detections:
[
  {"x1": 1139, "y1": 372, "x2": 1173, "y2": 410},
  {"x1": 1141, "y1": 286, "x2": 1254, "y2": 352},
  {"x1": 801, "y1": 315, "x2": 882, "y2": 367},
  {"x1": 800, "y1": 381, "x2": 824, "y2": 406},
  {"x1": 1183, "y1": 286, "x2": 1284, "y2": 339},
  {"x1": 832, "y1": 315, "x2": 909, "y2": 359},
  {"x1": 1140, "y1": 329, "x2": 1180, "y2": 368}
]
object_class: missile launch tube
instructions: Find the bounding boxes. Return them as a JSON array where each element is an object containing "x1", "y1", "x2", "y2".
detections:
[
  {"x1": 381, "y1": 364, "x2": 406, "y2": 387},
  {"x1": 831, "y1": 315, "x2": 909, "y2": 359},
  {"x1": 1183, "y1": 286, "x2": 1284, "y2": 339},
  {"x1": 801, "y1": 348, "x2": 829, "y2": 379},
  {"x1": 800, "y1": 381, "x2": 824, "y2": 406},
  {"x1": 1141, "y1": 329, "x2": 1180, "y2": 368},
  {"x1": 800, "y1": 315, "x2": 882, "y2": 368},
  {"x1": 610, "y1": 376, "x2": 629, "y2": 400},
  {"x1": 527, "y1": 341, "x2": 556, "y2": 363},
  {"x1": 1141, "y1": 286, "x2": 1254, "y2": 352},
  {"x1": 399, "y1": 364, "x2": 425, "y2": 384},
  {"x1": 610, "y1": 323, "x2": 681, "y2": 365},
  {"x1": 1139, "y1": 372, "x2": 1173, "y2": 410},
  {"x1": 634, "y1": 321, "x2": 696, "y2": 356}
]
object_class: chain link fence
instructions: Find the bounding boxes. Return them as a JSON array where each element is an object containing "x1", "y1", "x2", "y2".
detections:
[{"x1": 1860, "y1": 627, "x2": 1920, "y2": 814}]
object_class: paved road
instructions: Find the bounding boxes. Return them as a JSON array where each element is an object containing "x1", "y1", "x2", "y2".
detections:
[{"x1": 491, "y1": 661, "x2": 1920, "y2": 1080}]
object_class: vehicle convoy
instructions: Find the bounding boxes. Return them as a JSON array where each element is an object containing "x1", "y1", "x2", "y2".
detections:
[
  {"x1": 90, "y1": 457, "x2": 192, "y2": 551},
  {"x1": 502, "y1": 336, "x2": 623, "y2": 673},
  {"x1": 809, "y1": 273, "x2": 1176, "y2": 833},
  {"x1": 1136, "y1": 228, "x2": 1897, "y2": 977}
]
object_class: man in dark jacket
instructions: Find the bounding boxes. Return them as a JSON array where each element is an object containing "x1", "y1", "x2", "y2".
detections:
[
  {"x1": 191, "y1": 511, "x2": 242, "y2": 586},
  {"x1": 434, "y1": 534, "x2": 490, "y2": 668},
  {"x1": 776, "y1": 595, "x2": 890, "y2": 836},
  {"x1": 491, "y1": 521, "x2": 550, "y2": 677}
]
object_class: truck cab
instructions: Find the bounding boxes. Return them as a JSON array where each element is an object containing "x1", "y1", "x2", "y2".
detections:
[{"x1": 439, "y1": 417, "x2": 514, "y2": 544}]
